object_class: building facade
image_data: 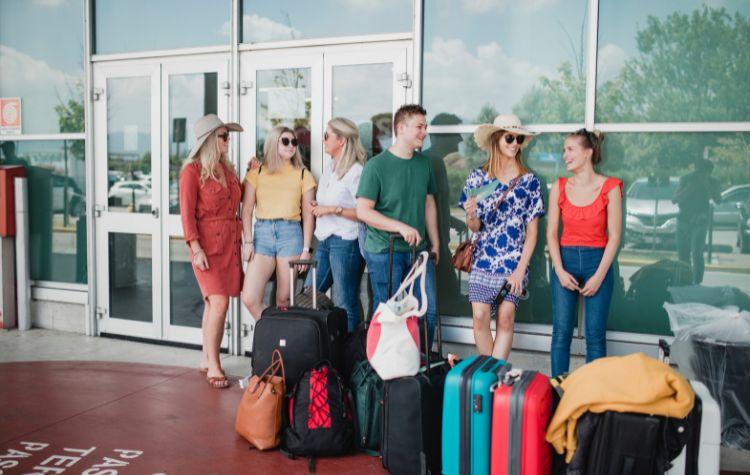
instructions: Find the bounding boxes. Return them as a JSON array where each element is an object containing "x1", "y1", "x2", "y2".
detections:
[{"x1": 1, "y1": 0, "x2": 749, "y2": 356}]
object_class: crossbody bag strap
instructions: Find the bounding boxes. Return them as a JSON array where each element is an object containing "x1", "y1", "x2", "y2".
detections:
[{"x1": 494, "y1": 175, "x2": 521, "y2": 210}]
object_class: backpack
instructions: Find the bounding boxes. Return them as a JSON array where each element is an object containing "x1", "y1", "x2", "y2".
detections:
[{"x1": 283, "y1": 361, "x2": 355, "y2": 468}]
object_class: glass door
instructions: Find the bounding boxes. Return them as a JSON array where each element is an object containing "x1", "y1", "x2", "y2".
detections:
[
  {"x1": 94, "y1": 55, "x2": 231, "y2": 345},
  {"x1": 94, "y1": 61, "x2": 162, "y2": 339},
  {"x1": 238, "y1": 43, "x2": 412, "y2": 356},
  {"x1": 161, "y1": 55, "x2": 230, "y2": 345}
]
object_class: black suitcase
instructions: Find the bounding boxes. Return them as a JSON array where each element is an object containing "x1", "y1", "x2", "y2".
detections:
[
  {"x1": 380, "y1": 240, "x2": 448, "y2": 475},
  {"x1": 252, "y1": 259, "x2": 347, "y2": 391}
]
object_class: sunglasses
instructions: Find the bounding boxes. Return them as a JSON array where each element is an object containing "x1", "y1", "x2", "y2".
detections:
[
  {"x1": 502, "y1": 134, "x2": 525, "y2": 145},
  {"x1": 280, "y1": 137, "x2": 298, "y2": 147},
  {"x1": 324, "y1": 131, "x2": 333, "y2": 141},
  {"x1": 217, "y1": 132, "x2": 229, "y2": 142}
]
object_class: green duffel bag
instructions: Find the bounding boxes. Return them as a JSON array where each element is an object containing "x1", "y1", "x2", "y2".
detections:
[{"x1": 349, "y1": 359, "x2": 383, "y2": 454}]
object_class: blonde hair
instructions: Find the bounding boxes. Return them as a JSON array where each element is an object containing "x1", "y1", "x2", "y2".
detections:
[
  {"x1": 183, "y1": 130, "x2": 236, "y2": 184},
  {"x1": 263, "y1": 126, "x2": 304, "y2": 173},
  {"x1": 328, "y1": 117, "x2": 366, "y2": 179},
  {"x1": 482, "y1": 129, "x2": 529, "y2": 178}
]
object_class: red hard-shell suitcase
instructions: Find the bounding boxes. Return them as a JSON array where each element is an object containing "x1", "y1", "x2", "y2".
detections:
[{"x1": 491, "y1": 369, "x2": 553, "y2": 475}]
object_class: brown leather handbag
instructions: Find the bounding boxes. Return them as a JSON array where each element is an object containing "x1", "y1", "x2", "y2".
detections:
[
  {"x1": 451, "y1": 177, "x2": 520, "y2": 273},
  {"x1": 235, "y1": 349, "x2": 286, "y2": 450}
]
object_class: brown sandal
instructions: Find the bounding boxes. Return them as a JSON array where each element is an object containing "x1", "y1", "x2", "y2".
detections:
[{"x1": 207, "y1": 375, "x2": 230, "y2": 389}]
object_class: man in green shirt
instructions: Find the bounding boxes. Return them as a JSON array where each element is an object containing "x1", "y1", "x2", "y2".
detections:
[{"x1": 356, "y1": 104, "x2": 440, "y2": 346}]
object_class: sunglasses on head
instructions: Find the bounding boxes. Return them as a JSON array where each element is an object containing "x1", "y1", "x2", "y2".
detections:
[
  {"x1": 502, "y1": 134, "x2": 525, "y2": 145},
  {"x1": 217, "y1": 132, "x2": 229, "y2": 142},
  {"x1": 280, "y1": 137, "x2": 298, "y2": 147}
]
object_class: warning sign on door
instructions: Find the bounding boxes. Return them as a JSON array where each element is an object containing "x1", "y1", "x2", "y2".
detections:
[{"x1": 0, "y1": 97, "x2": 22, "y2": 135}]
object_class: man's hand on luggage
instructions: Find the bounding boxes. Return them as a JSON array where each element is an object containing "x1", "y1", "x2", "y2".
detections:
[
  {"x1": 580, "y1": 273, "x2": 604, "y2": 297},
  {"x1": 398, "y1": 224, "x2": 421, "y2": 247}
]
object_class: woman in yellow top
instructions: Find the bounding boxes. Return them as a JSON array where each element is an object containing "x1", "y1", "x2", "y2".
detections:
[{"x1": 241, "y1": 126, "x2": 317, "y2": 319}]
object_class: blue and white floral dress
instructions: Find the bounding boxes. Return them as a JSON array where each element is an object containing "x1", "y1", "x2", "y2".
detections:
[{"x1": 458, "y1": 169, "x2": 545, "y2": 308}]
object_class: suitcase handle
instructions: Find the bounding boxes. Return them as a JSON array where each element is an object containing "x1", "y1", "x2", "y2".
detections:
[{"x1": 289, "y1": 259, "x2": 318, "y2": 309}]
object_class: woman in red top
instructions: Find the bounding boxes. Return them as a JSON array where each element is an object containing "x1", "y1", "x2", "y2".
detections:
[
  {"x1": 179, "y1": 114, "x2": 243, "y2": 389},
  {"x1": 546, "y1": 129, "x2": 622, "y2": 377}
]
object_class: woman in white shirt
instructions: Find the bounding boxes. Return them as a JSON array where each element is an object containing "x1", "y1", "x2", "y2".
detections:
[{"x1": 308, "y1": 117, "x2": 367, "y2": 331}]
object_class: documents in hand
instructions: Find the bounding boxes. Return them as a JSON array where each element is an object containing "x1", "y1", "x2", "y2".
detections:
[{"x1": 467, "y1": 179, "x2": 500, "y2": 202}]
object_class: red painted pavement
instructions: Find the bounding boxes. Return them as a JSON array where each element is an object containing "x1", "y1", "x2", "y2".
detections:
[{"x1": 0, "y1": 361, "x2": 386, "y2": 474}]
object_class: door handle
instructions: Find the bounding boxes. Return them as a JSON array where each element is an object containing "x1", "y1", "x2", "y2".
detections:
[{"x1": 151, "y1": 207, "x2": 159, "y2": 218}]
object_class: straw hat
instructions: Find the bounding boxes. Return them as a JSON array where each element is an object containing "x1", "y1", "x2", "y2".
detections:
[
  {"x1": 187, "y1": 114, "x2": 243, "y2": 160},
  {"x1": 473, "y1": 114, "x2": 537, "y2": 151}
]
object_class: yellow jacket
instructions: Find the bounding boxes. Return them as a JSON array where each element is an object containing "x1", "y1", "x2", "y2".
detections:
[{"x1": 545, "y1": 352, "x2": 694, "y2": 463}]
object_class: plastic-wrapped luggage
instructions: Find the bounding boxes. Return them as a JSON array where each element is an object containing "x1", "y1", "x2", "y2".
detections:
[{"x1": 665, "y1": 302, "x2": 750, "y2": 449}]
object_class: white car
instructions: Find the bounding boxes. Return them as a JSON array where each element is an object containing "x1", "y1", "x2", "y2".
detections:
[
  {"x1": 108, "y1": 181, "x2": 151, "y2": 211},
  {"x1": 714, "y1": 184, "x2": 750, "y2": 228},
  {"x1": 625, "y1": 177, "x2": 679, "y2": 246}
]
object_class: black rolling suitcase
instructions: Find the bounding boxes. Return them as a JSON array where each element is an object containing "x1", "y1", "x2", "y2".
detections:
[
  {"x1": 252, "y1": 259, "x2": 347, "y2": 391},
  {"x1": 380, "y1": 235, "x2": 448, "y2": 475}
]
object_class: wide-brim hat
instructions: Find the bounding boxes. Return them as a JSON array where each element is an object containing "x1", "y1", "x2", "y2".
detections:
[
  {"x1": 187, "y1": 114, "x2": 243, "y2": 160},
  {"x1": 474, "y1": 114, "x2": 538, "y2": 151}
]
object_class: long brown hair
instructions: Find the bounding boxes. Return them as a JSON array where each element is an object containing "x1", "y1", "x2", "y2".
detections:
[{"x1": 482, "y1": 129, "x2": 529, "y2": 178}]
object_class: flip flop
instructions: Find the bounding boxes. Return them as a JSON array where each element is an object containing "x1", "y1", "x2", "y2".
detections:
[{"x1": 207, "y1": 375, "x2": 230, "y2": 389}]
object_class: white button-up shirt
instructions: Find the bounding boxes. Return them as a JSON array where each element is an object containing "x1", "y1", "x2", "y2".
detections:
[{"x1": 314, "y1": 158, "x2": 363, "y2": 241}]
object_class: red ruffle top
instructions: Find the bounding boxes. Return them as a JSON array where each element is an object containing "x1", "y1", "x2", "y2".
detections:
[{"x1": 559, "y1": 176, "x2": 623, "y2": 248}]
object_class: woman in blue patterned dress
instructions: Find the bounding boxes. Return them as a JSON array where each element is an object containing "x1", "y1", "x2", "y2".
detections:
[{"x1": 458, "y1": 115, "x2": 545, "y2": 360}]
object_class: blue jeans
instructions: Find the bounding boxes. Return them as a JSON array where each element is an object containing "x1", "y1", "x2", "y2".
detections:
[
  {"x1": 306, "y1": 236, "x2": 364, "y2": 332},
  {"x1": 364, "y1": 249, "x2": 437, "y2": 348},
  {"x1": 550, "y1": 246, "x2": 614, "y2": 377}
]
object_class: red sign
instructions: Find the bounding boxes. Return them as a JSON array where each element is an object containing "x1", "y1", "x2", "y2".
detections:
[{"x1": 0, "y1": 97, "x2": 22, "y2": 134}]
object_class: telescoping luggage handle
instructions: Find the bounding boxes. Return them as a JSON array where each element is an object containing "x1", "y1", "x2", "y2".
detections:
[
  {"x1": 288, "y1": 259, "x2": 318, "y2": 309},
  {"x1": 386, "y1": 232, "x2": 444, "y2": 372}
]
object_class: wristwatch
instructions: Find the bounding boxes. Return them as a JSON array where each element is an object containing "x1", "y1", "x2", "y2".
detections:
[
  {"x1": 303, "y1": 247, "x2": 313, "y2": 253},
  {"x1": 335, "y1": 206, "x2": 343, "y2": 216}
]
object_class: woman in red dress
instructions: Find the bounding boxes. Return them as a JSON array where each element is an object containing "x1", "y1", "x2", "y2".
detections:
[{"x1": 179, "y1": 114, "x2": 243, "y2": 389}]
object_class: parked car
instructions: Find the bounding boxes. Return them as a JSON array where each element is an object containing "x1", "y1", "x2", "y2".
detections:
[
  {"x1": 714, "y1": 184, "x2": 750, "y2": 228},
  {"x1": 625, "y1": 176, "x2": 679, "y2": 246},
  {"x1": 737, "y1": 197, "x2": 750, "y2": 254},
  {"x1": 108, "y1": 180, "x2": 151, "y2": 211}
]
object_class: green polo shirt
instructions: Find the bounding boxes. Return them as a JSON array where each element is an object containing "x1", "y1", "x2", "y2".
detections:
[{"x1": 356, "y1": 149, "x2": 437, "y2": 253}]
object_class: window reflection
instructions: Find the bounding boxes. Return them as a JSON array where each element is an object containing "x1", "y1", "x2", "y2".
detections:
[
  {"x1": 241, "y1": 0, "x2": 412, "y2": 43},
  {"x1": 95, "y1": 0, "x2": 231, "y2": 54},
  {"x1": 597, "y1": 1, "x2": 750, "y2": 122},
  {"x1": 168, "y1": 72, "x2": 218, "y2": 215},
  {"x1": 0, "y1": 140, "x2": 86, "y2": 284},
  {"x1": 256, "y1": 68, "x2": 311, "y2": 168},
  {"x1": 0, "y1": 0, "x2": 84, "y2": 134},
  {"x1": 438, "y1": 131, "x2": 750, "y2": 335},
  {"x1": 423, "y1": 0, "x2": 588, "y2": 124}
]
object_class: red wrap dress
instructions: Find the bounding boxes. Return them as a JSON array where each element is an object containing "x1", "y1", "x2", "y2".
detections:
[{"x1": 179, "y1": 161, "x2": 242, "y2": 298}]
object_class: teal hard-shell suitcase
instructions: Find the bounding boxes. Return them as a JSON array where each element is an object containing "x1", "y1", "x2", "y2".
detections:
[{"x1": 442, "y1": 355, "x2": 506, "y2": 475}]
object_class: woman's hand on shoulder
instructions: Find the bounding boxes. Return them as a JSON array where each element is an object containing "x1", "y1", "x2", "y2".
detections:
[{"x1": 246, "y1": 156, "x2": 261, "y2": 172}]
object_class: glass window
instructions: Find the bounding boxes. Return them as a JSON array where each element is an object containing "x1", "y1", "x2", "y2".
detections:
[
  {"x1": 241, "y1": 0, "x2": 412, "y2": 43},
  {"x1": 596, "y1": 1, "x2": 750, "y2": 122},
  {"x1": 332, "y1": 63, "x2": 393, "y2": 159},
  {"x1": 94, "y1": 0, "x2": 231, "y2": 54},
  {"x1": 436, "y1": 131, "x2": 750, "y2": 336},
  {"x1": 600, "y1": 132, "x2": 750, "y2": 335},
  {"x1": 422, "y1": 0, "x2": 588, "y2": 125},
  {"x1": 0, "y1": 140, "x2": 87, "y2": 284},
  {"x1": 168, "y1": 72, "x2": 218, "y2": 215},
  {"x1": 0, "y1": 0, "x2": 84, "y2": 134},
  {"x1": 109, "y1": 233, "x2": 151, "y2": 322}
]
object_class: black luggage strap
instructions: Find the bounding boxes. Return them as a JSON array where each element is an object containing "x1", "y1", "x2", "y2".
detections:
[
  {"x1": 685, "y1": 395, "x2": 702, "y2": 475},
  {"x1": 279, "y1": 449, "x2": 316, "y2": 473}
]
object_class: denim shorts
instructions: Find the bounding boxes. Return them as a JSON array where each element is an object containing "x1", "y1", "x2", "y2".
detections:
[{"x1": 253, "y1": 219, "x2": 303, "y2": 257}]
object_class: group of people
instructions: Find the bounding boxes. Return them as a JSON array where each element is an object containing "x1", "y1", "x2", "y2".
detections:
[{"x1": 179, "y1": 105, "x2": 623, "y2": 388}]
